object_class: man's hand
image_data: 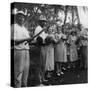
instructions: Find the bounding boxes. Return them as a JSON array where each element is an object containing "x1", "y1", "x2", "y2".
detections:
[{"x1": 26, "y1": 38, "x2": 33, "y2": 43}]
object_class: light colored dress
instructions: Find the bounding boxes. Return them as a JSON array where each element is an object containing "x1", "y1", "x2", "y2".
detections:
[
  {"x1": 54, "y1": 33, "x2": 67, "y2": 63},
  {"x1": 69, "y1": 35, "x2": 78, "y2": 62},
  {"x1": 45, "y1": 34, "x2": 55, "y2": 71}
]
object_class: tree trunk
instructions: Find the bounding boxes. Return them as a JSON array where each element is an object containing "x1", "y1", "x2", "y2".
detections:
[
  {"x1": 75, "y1": 6, "x2": 80, "y2": 25},
  {"x1": 63, "y1": 6, "x2": 68, "y2": 25}
]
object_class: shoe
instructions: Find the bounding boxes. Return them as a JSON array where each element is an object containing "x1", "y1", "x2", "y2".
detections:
[
  {"x1": 60, "y1": 71, "x2": 64, "y2": 75},
  {"x1": 62, "y1": 67, "x2": 66, "y2": 71},
  {"x1": 38, "y1": 84, "x2": 45, "y2": 87},
  {"x1": 42, "y1": 78, "x2": 48, "y2": 82},
  {"x1": 57, "y1": 73, "x2": 61, "y2": 76}
]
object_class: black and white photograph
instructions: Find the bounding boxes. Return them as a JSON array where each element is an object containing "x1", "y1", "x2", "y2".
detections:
[{"x1": 11, "y1": 2, "x2": 88, "y2": 88}]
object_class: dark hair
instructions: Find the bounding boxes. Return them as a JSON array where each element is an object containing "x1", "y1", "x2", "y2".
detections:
[
  {"x1": 70, "y1": 31, "x2": 76, "y2": 35},
  {"x1": 36, "y1": 36, "x2": 43, "y2": 45},
  {"x1": 38, "y1": 20, "x2": 46, "y2": 27},
  {"x1": 45, "y1": 36, "x2": 53, "y2": 45}
]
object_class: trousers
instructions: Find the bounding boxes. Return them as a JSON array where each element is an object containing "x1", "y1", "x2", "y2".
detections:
[
  {"x1": 39, "y1": 46, "x2": 46, "y2": 81},
  {"x1": 14, "y1": 49, "x2": 30, "y2": 87}
]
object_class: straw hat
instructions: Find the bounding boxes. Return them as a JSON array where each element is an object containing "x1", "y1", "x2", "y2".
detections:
[{"x1": 39, "y1": 15, "x2": 47, "y2": 22}]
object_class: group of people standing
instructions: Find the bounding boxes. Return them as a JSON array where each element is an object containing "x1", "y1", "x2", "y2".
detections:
[
  {"x1": 34, "y1": 17, "x2": 80, "y2": 84},
  {"x1": 11, "y1": 13, "x2": 88, "y2": 88}
]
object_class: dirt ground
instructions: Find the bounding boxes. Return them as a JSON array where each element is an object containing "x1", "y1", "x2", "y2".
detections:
[{"x1": 27, "y1": 46, "x2": 88, "y2": 87}]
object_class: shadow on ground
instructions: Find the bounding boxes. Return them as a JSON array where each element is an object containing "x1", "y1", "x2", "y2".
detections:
[{"x1": 27, "y1": 46, "x2": 88, "y2": 87}]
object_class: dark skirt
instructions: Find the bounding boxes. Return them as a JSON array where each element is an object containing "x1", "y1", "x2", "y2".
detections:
[{"x1": 80, "y1": 46, "x2": 88, "y2": 68}]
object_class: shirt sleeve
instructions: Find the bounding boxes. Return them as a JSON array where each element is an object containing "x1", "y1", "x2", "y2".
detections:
[
  {"x1": 14, "y1": 24, "x2": 30, "y2": 40},
  {"x1": 34, "y1": 26, "x2": 43, "y2": 41},
  {"x1": 34, "y1": 26, "x2": 42, "y2": 36},
  {"x1": 11, "y1": 24, "x2": 20, "y2": 40},
  {"x1": 14, "y1": 24, "x2": 20, "y2": 40}
]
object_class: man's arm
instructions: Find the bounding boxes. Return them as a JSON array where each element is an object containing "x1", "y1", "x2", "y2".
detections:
[{"x1": 12, "y1": 38, "x2": 32, "y2": 46}]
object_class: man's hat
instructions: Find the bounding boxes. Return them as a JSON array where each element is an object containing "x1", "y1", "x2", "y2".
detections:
[
  {"x1": 39, "y1": 15, "x2": 47, "y2": 22},
  {"x1": 15, "y1": 12, "x2": 27, "y2": 20}
]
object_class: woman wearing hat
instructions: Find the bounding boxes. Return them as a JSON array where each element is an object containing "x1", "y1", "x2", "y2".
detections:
[
  {"x1": 68, "y1": 30, "x2": 78, "y2": 68},
  {"x1": 45, "y1": 26, "x2": 55, "y2": 78},
  {"x1": 54, "y1": 27, "x2": 67, "y2": 76},
  {"x1": 79, "y1": 28, "x2": 88, "y2": 69}
]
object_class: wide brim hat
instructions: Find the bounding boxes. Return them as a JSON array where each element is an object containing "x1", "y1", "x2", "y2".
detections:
[
  {"x1": 70, "y1": 30, "x2": 77, "y2": 35},
  {"x1": 16, "y1": 12, "x2": 26, "y2": 17},
  {"x1": 38, "y1": 15, "x2": 47, "y2": 22}
]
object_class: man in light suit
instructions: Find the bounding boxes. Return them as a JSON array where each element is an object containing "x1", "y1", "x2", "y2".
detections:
[
  {"x1": 34, "y1": 15, "x2": 48, "y2": 85},
  {"x1": 11, "y1": 13, "x2": 31, "y2": 87}
]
